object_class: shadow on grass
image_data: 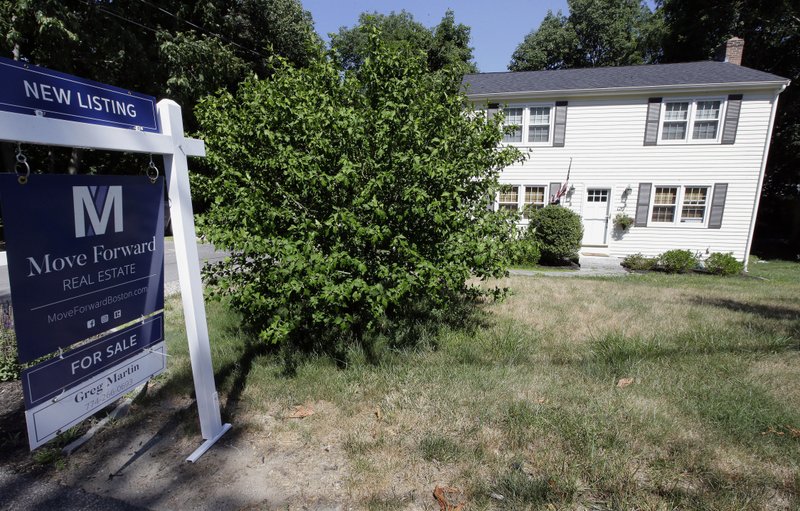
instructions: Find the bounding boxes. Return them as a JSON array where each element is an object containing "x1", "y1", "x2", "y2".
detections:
[
  {"x1": 691, "y1": 297, "x2": 800, "y2": 321},
  {"x1": 215, "y1": 340, "x2": 274, "y2": 422},
  {"x1": 551, "y1": 331, "x2": 797, "y2": 377}
]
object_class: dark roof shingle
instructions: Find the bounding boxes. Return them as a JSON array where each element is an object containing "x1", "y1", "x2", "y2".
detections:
[{"x1": 463, "y1": 61, "x2": 788, "y2": 95}]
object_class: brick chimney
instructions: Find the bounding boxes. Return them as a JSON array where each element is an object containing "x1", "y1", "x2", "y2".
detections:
[{"x1": 715, "y1": 37, "x2": 744, "y2": 65}]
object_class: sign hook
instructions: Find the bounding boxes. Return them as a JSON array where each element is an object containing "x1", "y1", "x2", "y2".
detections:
[
  {"x1": 147, "y1": 155, "x2": 159, "y2": 184},
  {"x1": 15, "y1": 143, "x2": 30, "y2": 185}
]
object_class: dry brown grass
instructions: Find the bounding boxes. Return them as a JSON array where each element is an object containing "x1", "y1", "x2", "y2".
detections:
[{"x1": 150, "y1": 263, "x2": 800, "y2": 508}]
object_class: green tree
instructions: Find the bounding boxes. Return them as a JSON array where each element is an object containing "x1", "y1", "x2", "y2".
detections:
[
  {"x1": 509, "y1": 0, "x2": 659, "y2": 71},
  {"x1": 428, "y1": 10, "x2": 478, "y2": 73},
  {"x1": 0, "y1": 0, "x2": 322, "y2": 194},
  {"x1": 509, "y1": 10, "x2": 577, "y2": 71},
  {"x1": 0, "y1": 0, "x2": 321, "y2": 130},
  {"x1": 331, "y1": 9, "x2": 477, "y2": 72},
  {"x1": 195, "y1": 35, "x2": 522, "y2": 351},
  {"x1": 657, "y1": 0, "x2": 800, "y2": 256}
]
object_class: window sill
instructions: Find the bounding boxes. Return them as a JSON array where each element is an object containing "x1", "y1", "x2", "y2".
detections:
[
  {"x1": 655, "y1": 140, "x2": 723, "y2": 146},
  {"x1": 646, "y1": 223, "x2": 710, "y2": 228}
]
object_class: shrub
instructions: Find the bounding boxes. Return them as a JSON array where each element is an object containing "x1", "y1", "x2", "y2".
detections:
[
  {"x1": 657, "y1": 249, "x2": 699, "y2": 273},
  {"x1": 510, "y1": 226, "x2": 541, "y2": 266},
  {"x1": 528, "y1": 206, "x2": 583, "y2": 264},
  {"x1": 704, "y1": 252, "x2": 744, "y2": 276},
  {"x1": 621, "y1": 253, "x2": 656, "y2": 271},
  {"x1": 0, "y1": 303, "x2": 19, "y2": 382},
  {"x1": 196, "y1": 34, "x2": 524, "y2": 351}
]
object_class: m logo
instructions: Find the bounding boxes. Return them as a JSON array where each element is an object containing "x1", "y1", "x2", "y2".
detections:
[{"x1": 73, "y1": 186, "x2": 123, "y2": 238}]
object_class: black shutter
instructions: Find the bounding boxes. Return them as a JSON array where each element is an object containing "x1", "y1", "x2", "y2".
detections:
[
  {"x1": 721, "y1": 95, "x2": 742, "y2": 145},
  {"x1": 549, "y1": 182, "x2": 561, "y2": 204},
  {"x1": 553, "y1": 101, "x2": 568, "y2": 147},
  {"x1": 487, "y1": 103, "x2": 499, "y2": 121},
  {"x1": 644, "y1": 97, "x2": 662, "y2": 146},
  {"x1": 635, "y1": 183, "x2": 652, "y2": 226},
  {"x1": 708, "y1": 183, "x2": 728, "y2": 229}
]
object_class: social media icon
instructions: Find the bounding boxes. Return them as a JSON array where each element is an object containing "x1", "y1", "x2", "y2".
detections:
[
  {"x1": 87, "y1": 319, "x2": 95, "y2": 328},
  {"x1": 101, "y1": 314, "x2": 109, "y2": 324},
  {"x1": 114, "y1": 310, "x2": 122, "y2": 319}
]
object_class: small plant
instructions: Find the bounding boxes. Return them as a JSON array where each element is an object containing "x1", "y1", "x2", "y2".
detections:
[
  {"x1": 510, "y1": 225, "x2": 541, "y2": 266},
  {"x1": 621, "y1": 253, "x2": 657, "y2": 271},
  {"x1": 657, "y1": 249, "x2": 699, "y2": 274},
  {"x1": 0, "y1": 303, "x2": 19, "y2": 382},
  {"x1": 704, "y1": 252, "x2": 744, "y2": 276},
  {"x1": 528, "y1": 205, "x2": 583, "y2": 264},
  {"x1": 613, "y1": 213, "x2": 634, "y2": 231}
]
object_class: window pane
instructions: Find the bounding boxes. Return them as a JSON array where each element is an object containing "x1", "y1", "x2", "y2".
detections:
[
  {"x1": 681, "y1": 187, "x2": 708, "y2": 222},
  {"x1": 529, "y1": 107, "x2": 550, "y2": 125},
  {"x1": 503, "y1": 108, "x2": 523, "y2": 143},
  {"x1": 695, "y1": 101, "x2": 721, "y2": 120},
  {"x1": 652, "y1": 186, "x2": 677, "y2": 223},
  {"x1": 664, "y1": 102, "x2": 689, "y2": 121},
  {"x1": 692, "y1": 120, "x2": 718, "y2": 139},
  {"x1": 651, "y1": 206, "x2": 676, "y2": 222},
  {"x1": 504, "y1": 129, "x2": 522, "y2": 143},
  {"x1": 524, "y1": 186, "x2": 545, "y2": 204},
  {"x1": 522, "y1": 186, "x2": 545, "y2": 218},
  {"x1": 654, "y1": 187, "x2": 678, "y2": 205},
  {"x1": 662, "y1": 122, "x2": 687, "y2": 140},
  {"x1": 499, "y1": 186, "x2": 519, "y2": 203},
  {"x1": 587, "y1": 189, "x2": 609, "y2": 202},
  {"x1": 503, "y1": 108, "x2": 523, "y2": 124},
  {"x1": 528, "y1": 125, "x2": 550, "y2": 143}
]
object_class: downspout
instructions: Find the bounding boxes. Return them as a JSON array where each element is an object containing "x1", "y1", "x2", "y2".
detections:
[{"x1": 743, "y1": 83, "x2": 788, "y2": 270}]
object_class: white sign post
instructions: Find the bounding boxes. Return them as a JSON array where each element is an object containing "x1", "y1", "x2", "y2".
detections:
[
  {"x1": 0, "y1": 96, "x2": 231, "y2": 462},
  {"x1": 159, "y1": 99, "x2": 232, "y2": 461}
]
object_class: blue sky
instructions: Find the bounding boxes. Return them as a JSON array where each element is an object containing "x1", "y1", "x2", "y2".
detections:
[{"x1": 301, "y1": 0, "x2": 571, "y2": 73}]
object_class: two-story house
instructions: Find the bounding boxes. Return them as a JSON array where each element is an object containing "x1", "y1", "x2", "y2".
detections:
[{"x1": 463, "y1": 39, "x2": 790, "y2": 264}]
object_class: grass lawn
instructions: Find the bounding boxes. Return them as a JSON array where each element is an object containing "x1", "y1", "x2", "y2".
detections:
[
  {"x1": 508, "y1": 264, "x2": 577, "y2": 272},
  {"x1": 160, "y1": 261, "x2": 800, "y2": 510}
]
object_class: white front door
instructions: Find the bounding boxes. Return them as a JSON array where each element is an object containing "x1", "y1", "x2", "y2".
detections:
[{"x1": 583, "y1": 188, "x2": 611, "y2": 245}]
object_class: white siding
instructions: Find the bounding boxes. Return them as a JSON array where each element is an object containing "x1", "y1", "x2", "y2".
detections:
[{"x1": 490, "y1": 90, "x2": 779, "y2": 261}]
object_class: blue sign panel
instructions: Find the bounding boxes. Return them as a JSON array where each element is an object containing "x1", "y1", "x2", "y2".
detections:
[
  {"x1": 0, "y1": 174, "x2": 164, "y2": 362},
  {"x1": 21, "y1": 313, "x2": 163, "y2": 408},
  {"x1": 0, "y1": 57, "x2": 158, "y2": 132}
]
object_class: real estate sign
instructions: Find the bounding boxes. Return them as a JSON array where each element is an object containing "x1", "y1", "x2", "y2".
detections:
[
  {"x1": 0, "y1": 174, "x2": 165, "y2": 362},
  {"x1": 0, "y1": 173, "x2": 166, "y2": 450},
  {"x1": 24, "y1": 342, "x2": 167, "y2": 449},
  {"x1": 0, "y1": 56, "x2": 158, "y2": 132},
  {"x1": 0, "y1": 58, "x2": 229, "y2": 459},
  {"x1": 21, "y1": 314, "x2": 164, "y2": 409}
]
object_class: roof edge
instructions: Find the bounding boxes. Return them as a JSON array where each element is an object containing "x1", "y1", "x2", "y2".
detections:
[{"x1": 464, "y1": 80, "x2": 791, "y2": 100}]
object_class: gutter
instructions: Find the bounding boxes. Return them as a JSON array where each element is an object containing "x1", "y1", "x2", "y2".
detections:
[
  {"x1": 465, "y1": 80, "x2": 791, "y2": 100},
  {"x1": 743, "y1": 81, "x2": 789, "y2": 270}
]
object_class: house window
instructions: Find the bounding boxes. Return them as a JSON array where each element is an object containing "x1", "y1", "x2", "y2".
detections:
[
  {"x1": 498, "y1": 186, "x2": 519, "y2": 211},
  {"x1": 587, "y1": 189, "x2": 609, "y2": 202},
  {"x1": 522, "y1": 186, "x2": 546, "y2": 218},
  {"x1": 650, "y1": 186, "x2": 710, "y2": 224},
  {"x1": 502, "y1": 108, "x2": 523, "y2": 143},
  {"x1": 692, "y1": 101, "x2": 721, "y2": 140},
  {"x1": 499, "y1": 103, "x2": 555, "y2": 145},
  {"x1": 527, "y1": 107, "x2": 551, "y2": 143},
  {"x1": 680, "y1": 187, "x2": 709, "y2": 222},
  {"x1": 662, "y1": 103, "x2": 689, "y2": 140},
  {"x1": 660, "y1": 99, "x2": 724, "y2": 143},
  {"x1": 651, "y1": 187, "x2": 678, "y2": 222}
]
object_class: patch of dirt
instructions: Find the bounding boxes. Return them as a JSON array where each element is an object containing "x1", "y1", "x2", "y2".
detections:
[{"x1": 0, "y1": 382, "x2": 351, "y2": 510}]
